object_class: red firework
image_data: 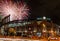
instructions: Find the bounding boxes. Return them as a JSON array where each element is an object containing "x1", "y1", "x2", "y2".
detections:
[{"x1": 0, "y1": 0, "x2": 30, "y2": 21}]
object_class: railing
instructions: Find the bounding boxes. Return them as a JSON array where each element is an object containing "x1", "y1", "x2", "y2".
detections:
[{"x1": 0, "y1": 38, "x2": 40, "y2": 41}]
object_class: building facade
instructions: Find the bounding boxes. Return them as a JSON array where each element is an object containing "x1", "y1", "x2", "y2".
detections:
[{"x1": 0, "y1": 16, "x2": 60, "y2": 38}]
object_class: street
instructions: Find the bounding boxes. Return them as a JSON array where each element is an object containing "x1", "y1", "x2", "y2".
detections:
[{"x1": 0, "y1": 36, "x2": 60, "y2": 41}]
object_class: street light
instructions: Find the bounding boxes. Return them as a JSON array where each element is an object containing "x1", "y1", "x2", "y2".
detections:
[
  {"x1": 42, "y1": 29, "x2": 47, "y2": 32},
  {"x1": 25, "y1": 30, "x2": 27, "y2": 33},
  {"x1": 42, "y1": 23, "x2": 47, "y2": 32},
  {"x1": 33, "y1": 30, "x2": 37, "y2": 32},
  {"x1": 43, "y1": 24, "x2": 46, "y2": 28},
  {"x1": 50, "y1": 29, "x2": 54, "y2": 36}
]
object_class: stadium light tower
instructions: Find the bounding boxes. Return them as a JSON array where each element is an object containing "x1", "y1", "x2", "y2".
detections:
[{"x1": 43, "y1": 16, "x2": 46, "y2": 20}]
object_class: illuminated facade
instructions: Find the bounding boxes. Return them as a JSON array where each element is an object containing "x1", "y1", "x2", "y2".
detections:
[{"x1": 0, "y1": 16, "x2": 60, "y2": 38}]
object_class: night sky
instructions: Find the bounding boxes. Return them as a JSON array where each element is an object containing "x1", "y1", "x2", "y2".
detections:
[
  {"x1": 25, "y1": 0, "x2": 60, "y2": 25},
  {"x1": 8, "y1": 0, "x2": 60, "y2": 25}
]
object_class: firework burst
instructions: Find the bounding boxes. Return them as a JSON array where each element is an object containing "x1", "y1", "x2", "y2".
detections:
[{"x1": 0, "y1": 0, "x2": 29, "y2": 21}]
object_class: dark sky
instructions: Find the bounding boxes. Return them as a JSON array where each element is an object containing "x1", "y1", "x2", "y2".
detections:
[{"x1": 14, "y1": 0, "x2": 60, "y2": 25}]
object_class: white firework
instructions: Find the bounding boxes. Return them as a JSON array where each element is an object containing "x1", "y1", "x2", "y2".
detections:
[{"x1": 0, "y1": 0, "x2": 29, "y2": 21}]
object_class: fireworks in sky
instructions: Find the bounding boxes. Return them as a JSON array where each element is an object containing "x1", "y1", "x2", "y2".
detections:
[{"x1": 0, "y1": 0, "x2": 30, "y2": 21}]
